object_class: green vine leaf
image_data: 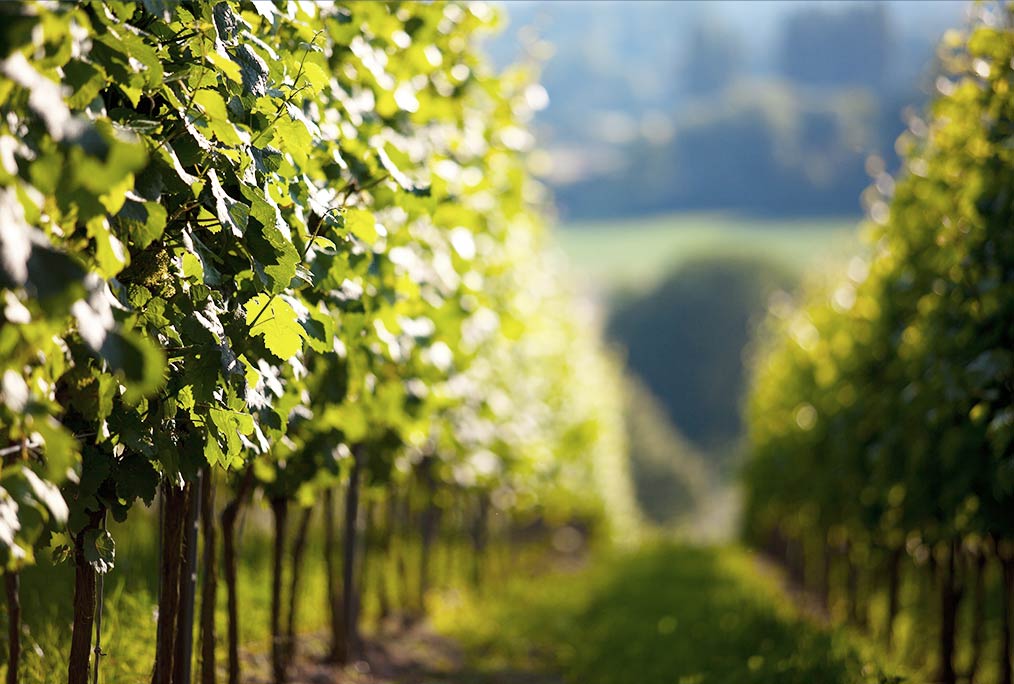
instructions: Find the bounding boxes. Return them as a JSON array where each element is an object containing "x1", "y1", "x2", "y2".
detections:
[
  {"x1": 245, "y1": 293, "x2": 306, "y2": 360},
  {"x1": 83, "y1": 527, "x2": 115, "y2": 575}
]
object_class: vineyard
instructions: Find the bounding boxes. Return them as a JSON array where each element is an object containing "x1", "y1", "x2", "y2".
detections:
[
  {"x1": 745, "y1": 9, "x2": 1014, "y2": 684},
  {"x1": 2, "y1": 1, "x2": 1014, "y2": 684},
  {"x1": 0, "y1": 2, "x2": 634, "y2": 682}
]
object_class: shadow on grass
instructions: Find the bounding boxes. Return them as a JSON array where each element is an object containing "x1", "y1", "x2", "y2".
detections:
[{"x1": 425, "y1": 670, "x2": 562, "y2": 684}]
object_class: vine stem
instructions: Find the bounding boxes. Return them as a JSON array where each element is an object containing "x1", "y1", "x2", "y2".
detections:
[
  {"x1": 339, "y1": 446, "x2": 363, "y2": 663},
  {"x1": 92, "y1": 510, "x2": 107, "y2": 684},
  {"x1": 0, "y1": 442, "x2": 39, "y2": 457},
  {"x1": 174, "y1": 469, "x2": 203, "y2": 684},
  {"x1": 221, "y1": 467, "x2": 255, "y2": 684},
  {"x1": 5, "y1": 570, "x2": 20, "y2": 684},
  {"x1": 199, "y1": 466, "x2": 218, "y2": 684}
]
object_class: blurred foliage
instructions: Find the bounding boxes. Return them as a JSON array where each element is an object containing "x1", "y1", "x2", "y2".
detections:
[
  {"x1": 609, "y1": 255, "x2": 793, "y2": 462},
  {"x1": 745, "y1": 0, "x2": 1014, "y2": 561},
  {"x1": 744, "y1": 7, "x2": 1014, "y2": 678},
  {"x1": 778, "y1": 4, "x2": 891, "y2": 89},
  {"x1": 623, "y1": 378, "x2": 710, "y2": 527},
  {"x1": 682, "y1": 20, "x2": 743, "y2": 98}
]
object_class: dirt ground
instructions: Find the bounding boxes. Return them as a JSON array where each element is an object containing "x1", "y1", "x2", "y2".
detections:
[{"x1": 240, "y1": 620, "x2": 561, "y2": 684}]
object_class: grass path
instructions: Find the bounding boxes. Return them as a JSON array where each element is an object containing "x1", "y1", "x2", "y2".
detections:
[
  {"x1": 430, "y1": 544, "x2": 899, "y2": 684},
  {"x1": 270, "y1": 545, "x2": 900, "y2": 683}
]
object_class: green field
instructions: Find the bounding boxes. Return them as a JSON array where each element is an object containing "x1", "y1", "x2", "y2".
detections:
[{"x1": 554, "y1": 213, "x2": 860, "y2": 292}]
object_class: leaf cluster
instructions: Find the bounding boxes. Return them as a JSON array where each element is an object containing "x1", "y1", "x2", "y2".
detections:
[
  {"x1": 744, "y1": 9, "x2": 1014, "y2": 556},
  {"x1": 0, "y1": 0, "x2": 633, "y2": 572}
]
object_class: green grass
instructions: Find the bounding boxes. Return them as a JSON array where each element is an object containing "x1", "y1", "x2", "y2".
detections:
[
  {"x1": 2, "y1": 501, "x2": 516, "y2": 683},
  {"x1": 433, "y1": 544, "x2": 901, "y2": 684},
  {"x1": 8, "y1": 527, "x2": 931, "y2": 684},
  {"x1": 553, "y1": 213, "x2": 859, "y2": 293},
  {"x1": 5, "y1": 505, "x2": 336, "y2": 683}
]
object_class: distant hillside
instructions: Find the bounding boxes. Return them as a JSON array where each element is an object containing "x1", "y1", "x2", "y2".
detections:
[{"x1": 488, "y1": 0, "x2": 969, "y2": 219}]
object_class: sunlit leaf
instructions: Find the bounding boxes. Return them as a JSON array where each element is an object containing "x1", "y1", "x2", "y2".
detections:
[{"x1": 245, "y1": 294, "x2": 306, "y2": 360}]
